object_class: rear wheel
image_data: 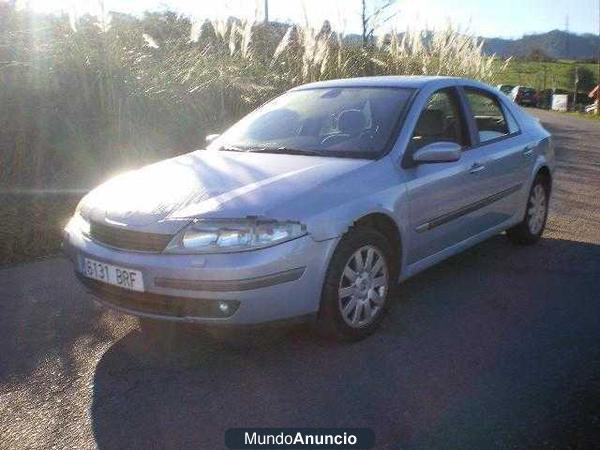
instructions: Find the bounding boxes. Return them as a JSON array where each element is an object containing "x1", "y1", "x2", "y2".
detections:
[
  {"x1": 318, "y1": 226, "x2": 396, "y2": 341},
  {"x1": 506, "y1": 174, "x2": 549, "y2": 245}
]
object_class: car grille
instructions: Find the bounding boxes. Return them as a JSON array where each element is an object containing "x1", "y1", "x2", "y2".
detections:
[
  {"x1": 77, "y1": 274, "x2": 239, "y2": 318},
  {"x1": 89, "y1": 221, "x2": 173, "y2": 252}
]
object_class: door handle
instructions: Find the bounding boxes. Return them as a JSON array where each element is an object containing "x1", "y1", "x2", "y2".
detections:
[
  {"x1": 469, "y1": 162, "x2": 485, "y2": 174},
  {"x1": 522, "y1": 145, "x2": 535, "y2": 157}
]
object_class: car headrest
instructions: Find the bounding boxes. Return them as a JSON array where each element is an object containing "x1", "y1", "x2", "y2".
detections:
[
  {"x1": 338, "y1": 110, "x2": 366, "y2": 134},
  {"x1": 414, "y1": 109, "x2": 445, "y2": 137}
]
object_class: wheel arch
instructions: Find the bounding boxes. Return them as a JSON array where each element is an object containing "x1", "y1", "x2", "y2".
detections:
[
  {"x1": 516, "y1": 162, "x2": 553, "y2": 226},
  {"x1": 535, "y1": 165, "x2": 552, "y2": 193},
  {"x1": 351, "y1": 212, "x2": 403, "y2": 274}
]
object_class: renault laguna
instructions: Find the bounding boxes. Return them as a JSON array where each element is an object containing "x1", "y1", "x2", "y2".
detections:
[{"x1": 63, "y1": 76, "x2": 554, "y2": 340}]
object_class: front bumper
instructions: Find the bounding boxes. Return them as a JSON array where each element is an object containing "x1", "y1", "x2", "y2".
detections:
[{"x1": 63, "y1": 228, "x2": 338, "y2": 324}]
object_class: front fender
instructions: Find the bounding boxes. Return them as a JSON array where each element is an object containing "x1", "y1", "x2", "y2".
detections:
[{"x1": 307, "y1": 203, "x2": 405, "y2": 242}]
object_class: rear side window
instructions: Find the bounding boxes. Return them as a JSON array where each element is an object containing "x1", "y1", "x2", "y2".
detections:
[{"x1": 464, "y1": 89, "x2": 510, "y2": 143}]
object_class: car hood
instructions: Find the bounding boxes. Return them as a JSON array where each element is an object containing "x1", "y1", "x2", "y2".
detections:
[{"x1": 81, "y1": 150, "x2": 372, "y2": 234}]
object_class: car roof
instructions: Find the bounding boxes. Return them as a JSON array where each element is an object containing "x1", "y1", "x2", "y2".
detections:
[{"x1": 290, "y1": 75, "x2": 492, "y2": 91}]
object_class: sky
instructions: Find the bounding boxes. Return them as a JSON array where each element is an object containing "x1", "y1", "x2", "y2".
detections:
[{"x1": 14, "y1": 0, "x2": 600, "y2": 39}]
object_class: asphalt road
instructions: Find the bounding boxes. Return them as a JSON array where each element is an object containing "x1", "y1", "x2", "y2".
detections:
[{"x1": 1, "y1": 110, "x2": 599, "y2": 450}]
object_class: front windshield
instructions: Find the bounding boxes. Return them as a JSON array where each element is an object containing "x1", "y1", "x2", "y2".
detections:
[{"x1": 211, "y1": 87, "x2": 414, "y2": 159}]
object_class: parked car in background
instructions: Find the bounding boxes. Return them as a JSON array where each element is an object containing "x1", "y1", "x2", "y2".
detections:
[
  {"x1": 537, "y1": 88, "x2": 569, "y2": 110},
  {"x1": 510, "y1": 86, "x2": 538, "y2": 107},
  {"x1": 63, "y1": 76, "x2": 554, "y2": 341},
  {"x1": 496, "y1": 84, "x2": 515, "y2": 95}
]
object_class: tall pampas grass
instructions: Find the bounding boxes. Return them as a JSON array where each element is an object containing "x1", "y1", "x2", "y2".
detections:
[
  {"x1": 1, "y1": 5, "x2": 508, "y2": 190},
  {"x1": 374, "y1": 26, "x2": 498, "y2": 80}
]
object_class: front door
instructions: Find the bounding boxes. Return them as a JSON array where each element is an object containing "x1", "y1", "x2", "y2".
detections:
[{"x1": 404, "y1": 87, "x2": 488, "y2": 264}]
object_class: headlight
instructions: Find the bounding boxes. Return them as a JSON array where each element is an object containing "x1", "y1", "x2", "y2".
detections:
[
  {"x1": 64, "y1": 197, "x2": 91, "y2": 236},
  {"x1": 65, "y1": 212, "x2": 90, "y2": 236},
  {"x1": 165, "y1": 219, "x2": 307, "y2": 254}
]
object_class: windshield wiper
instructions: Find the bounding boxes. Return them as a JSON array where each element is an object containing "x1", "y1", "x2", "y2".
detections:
[
  {"x1": 248, "y1": 146, "x2": 323, "y2": 156},
  {"x1": 218, "y1": 144, "x2": 323, "y2": 156},
  {"x1": 217, "y1": 145, "x2": 247, "y2": 152}
]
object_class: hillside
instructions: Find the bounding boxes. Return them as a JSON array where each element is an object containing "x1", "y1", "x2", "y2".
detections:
[
  {"x1": 343, "y1": 29, "x2": 598, "y2": 61},
  {"x1": 483, "y1": 30, "x2": 599, "y2": 59}
]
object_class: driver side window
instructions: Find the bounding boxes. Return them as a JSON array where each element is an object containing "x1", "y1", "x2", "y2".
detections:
[{"x1": 410, "y1": 89, "x2": 467, "y2": 151}]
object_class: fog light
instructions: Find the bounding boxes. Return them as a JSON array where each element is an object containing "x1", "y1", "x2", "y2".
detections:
[{"x1": 218, "y1": 301, "x2": 230, "y2": 314}]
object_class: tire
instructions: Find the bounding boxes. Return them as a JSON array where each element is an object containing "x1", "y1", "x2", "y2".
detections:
[
  {"x1": 317, "y1": 226, "x2": 397, "y2": 341},
  {"x1": 506, "y1": 174, "x2": 550, "y2": 245}
]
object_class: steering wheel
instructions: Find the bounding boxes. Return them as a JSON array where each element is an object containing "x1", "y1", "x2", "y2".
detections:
[{"x1": 321, "y1": 133, "x2": 351, "y2": 147}]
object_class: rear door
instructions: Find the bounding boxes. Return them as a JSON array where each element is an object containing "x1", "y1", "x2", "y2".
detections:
[{"x1": 460, "y1": 87, "x2": 534, "y2": 227}]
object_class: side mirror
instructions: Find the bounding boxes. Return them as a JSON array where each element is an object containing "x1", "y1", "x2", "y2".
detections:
[
  {"x1": 205, "y1": 133, "x2": 220, "y2": 145},
  {"x1": 412, "y1": 141, "x2": 461, "y2": 164}
]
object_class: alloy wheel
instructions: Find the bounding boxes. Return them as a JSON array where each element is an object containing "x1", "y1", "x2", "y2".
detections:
[
  {"x1": 338, "y1": 245, "x2": 389, "y2": 328},
  {"x1": 528, "y1": 183, "x2": 547, "y2": 235}
]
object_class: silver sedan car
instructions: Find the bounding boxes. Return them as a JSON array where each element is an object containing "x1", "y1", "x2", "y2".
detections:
[{"x1": 63, "y1": 76, "x2": 554, "y2": 340}]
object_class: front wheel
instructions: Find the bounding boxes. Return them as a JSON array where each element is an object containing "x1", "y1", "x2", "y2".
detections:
[
  {"x1": 506, "y1": 175, "x2": 549, "y2": 245},
  {"x1": 317, "y1": 226, "x2": 396, "y2": 341}
]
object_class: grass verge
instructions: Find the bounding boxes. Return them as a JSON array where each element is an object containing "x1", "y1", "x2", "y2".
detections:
[
  {"x1": 565, "y1": 111, "x2": 600, "y2": 121},
  {"x1": 0, "y1": 193, "x2": 82, "y2": 265}
]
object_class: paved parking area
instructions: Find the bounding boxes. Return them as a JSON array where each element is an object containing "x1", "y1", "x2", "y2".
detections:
[{"x1": 1, "y1": 109, "x2": 599, "y2": 449}]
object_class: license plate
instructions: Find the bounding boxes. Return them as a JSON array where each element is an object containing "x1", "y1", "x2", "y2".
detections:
[{"x1": 82, "y1": 257, "x2": 144, "y2": 292}]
